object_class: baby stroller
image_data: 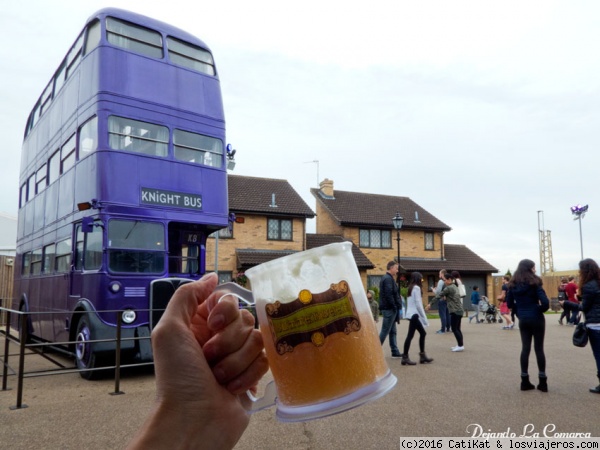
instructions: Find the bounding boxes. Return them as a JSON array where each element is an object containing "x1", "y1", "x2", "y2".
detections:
[{"x1": 478, "y1": 296, "x2": 503, "y2": 324}]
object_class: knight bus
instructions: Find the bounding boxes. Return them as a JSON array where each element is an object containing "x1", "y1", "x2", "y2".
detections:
[{"x1": 13, "y1": 8, "x2": 234, "y2": 378}]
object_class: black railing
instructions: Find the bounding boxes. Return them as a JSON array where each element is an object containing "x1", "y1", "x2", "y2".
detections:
[{"x1": 0, "y1": 306, "x2": 157, "y2": 410}]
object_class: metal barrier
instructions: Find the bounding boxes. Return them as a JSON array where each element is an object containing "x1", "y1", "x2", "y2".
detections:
[{"x1": 0, "y1": 306, "x2": 156, "y2": 410}]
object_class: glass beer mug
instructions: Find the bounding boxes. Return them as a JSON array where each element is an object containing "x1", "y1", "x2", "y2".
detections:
[{"x1": 215, "y1": 242, "x2": 397, "y2": 422}]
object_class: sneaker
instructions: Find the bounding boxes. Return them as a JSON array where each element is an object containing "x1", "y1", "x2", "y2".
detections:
[
  {"x1": 391, "y1": 353, "x2": 402, "y2": 358},
  {"x1": 508, "y1": 324, "x2": 514, "y2": 329},
  {"x1": 436, "y1": 330, "x2": 445, "y2": 334},
  {"x1": 452, "y1": 346, "x2": 464, "y2": 352},
  {"x1": 502, "y1": 326, "x2": 509, "y2": 330}
]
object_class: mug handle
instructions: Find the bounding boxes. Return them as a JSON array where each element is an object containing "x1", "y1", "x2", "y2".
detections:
[{"x1": 213, "y1": 283, "x2": 278, "y2": 414}]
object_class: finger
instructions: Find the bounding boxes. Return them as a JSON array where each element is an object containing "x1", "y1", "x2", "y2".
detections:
[
  {"x1": 225, "y1": 350, "x2": 269, "y2": 395},
  {"x1": 157, "y1": 273, "x2": 218, "y2": 332},
  {"x1": 202, "y1": 304, "x2": 254, "y2": 364},
  {"x1": 210, "y1": 328, "x2": 266, "y2": 386}
]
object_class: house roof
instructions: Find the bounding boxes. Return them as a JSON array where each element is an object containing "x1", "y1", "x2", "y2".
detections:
[
  {"x1": 310, "y1": 187, "x2": 451, "y2": 231},
  {"x1": 398, "y1": 244, "x2": 498, "y2": 274},
  {"x1": 306, "y1": 234, "x2": 375, "y2": 269},
  {"x1": 229, "y1": 175, "x2": 315, "y2": 218}
]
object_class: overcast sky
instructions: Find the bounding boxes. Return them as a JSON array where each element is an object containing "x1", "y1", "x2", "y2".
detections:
[{"x1": 1, "y1": 0, "x2": 599, "y2": 274}]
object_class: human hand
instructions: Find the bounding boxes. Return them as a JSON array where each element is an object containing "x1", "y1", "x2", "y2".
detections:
[{"x1": 128, "y1": 273, "x2": 268, "y2": 450}]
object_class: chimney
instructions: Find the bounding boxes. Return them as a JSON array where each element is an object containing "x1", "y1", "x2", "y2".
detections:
[{"x1": 319, "y1": 178, "x2": 334, "y2": 197}]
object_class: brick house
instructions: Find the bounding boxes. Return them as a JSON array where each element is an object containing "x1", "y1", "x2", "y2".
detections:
[
  {"x1": 310, "y1": 179, "x2": 498, "y2": 305},
  {"x1": 206, "y1": 175, "x2": 497, "y2": 308},
  {"x1": 205, "y1": 175, "x2": 315, "y2": 284}
]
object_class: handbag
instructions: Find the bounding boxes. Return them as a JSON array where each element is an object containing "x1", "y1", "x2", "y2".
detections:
[{"x1": 573, "y1": 322, "x2": 589, "y2": 347}]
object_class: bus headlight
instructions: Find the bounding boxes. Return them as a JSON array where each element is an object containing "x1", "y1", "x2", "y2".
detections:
[
  {"x1": 109, "y1": 282, "x2": 122, "y2": 293},
  {"x1": 122, "y1": 309, "x2": 137, "y2": 324}
]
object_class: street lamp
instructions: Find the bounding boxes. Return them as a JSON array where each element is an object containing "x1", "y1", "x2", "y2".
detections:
[
  {"x1": 570, "y1": 204, "x2": 588, "y2": 260},
  {"x1": 392, "y1": 212, "x2": 404, "y2": 270}
]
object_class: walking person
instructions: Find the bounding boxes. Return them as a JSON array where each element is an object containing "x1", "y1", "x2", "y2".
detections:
[
  {"x1": 506, "y1": 259, "x2": 550, "y2": 392},
  {"x1": 565, "y1": 276, "x2": 580, "y2": 325},
  {"x1": 430, "y1": 269, "x2": 451, "y2": 333},
  {"x1": 401, "y1": 272, "x2": 433, "y2": 365},
  {"x1": 557, "y1": 277, "x2": 569, "y2": 325},
  {"x1": 379, "y1": 261, "x2": 403, "y2": 358},
  {"x1": 468, "y1": 285, "x2": 481, "y2": 324},
  {"x1": 560, "y1": 259, "x2": 600, "y2": 394},
  {"x1": 427, "y1": 273, "x2": 465, "y2": 351}
]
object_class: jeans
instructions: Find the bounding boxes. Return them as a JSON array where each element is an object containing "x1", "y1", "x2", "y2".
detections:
[
  {"x1": 439, "y1": 300, "x2": 451, "y2": 332},
  {"x1": 379, "y1": 309, "x2": 400, "y2": 355},
  {"x1": 403, "y1": 314, "x2": 426, "y2": 356},
  {"x1": 588, "y1": 327, "x2": 600, "y2": 377},
  {"x1": 469, "y1": 304, "x2": 479, "y2": 323},
  {"x1": 450, "y1": 313, "x2": 463, "y2": 346}
]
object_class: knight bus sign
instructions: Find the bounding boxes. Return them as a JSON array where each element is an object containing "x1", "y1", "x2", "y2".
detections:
[{"x1": 141, "y1": 188, "x2": 202, "y2": 210}]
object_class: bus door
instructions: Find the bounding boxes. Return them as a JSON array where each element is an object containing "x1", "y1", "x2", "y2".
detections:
[
  {"x1": 70, "y1": 219, "x2": 104, "y2": 298},
  {"x1": 167, "y1": 224, "x2": 205, "y2": 277}
]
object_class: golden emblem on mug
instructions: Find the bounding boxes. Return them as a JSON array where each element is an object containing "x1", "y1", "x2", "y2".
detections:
[
  {"x1": 298, "y1": 289, "x2": 313, "y2": 304},
  {"x1": 311, "y1": 331, "x2": 325, "y2": 347}
]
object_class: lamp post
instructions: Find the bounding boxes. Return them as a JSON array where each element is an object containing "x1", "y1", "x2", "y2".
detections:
[
  {"x1": 570, "y1": 204, "x2": 588, "y2": 261},
  {"x1": 392, "y1": 212, "x2": 404, "y2": 270}
]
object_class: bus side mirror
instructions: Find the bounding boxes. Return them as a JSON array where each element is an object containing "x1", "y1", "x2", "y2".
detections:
[{"x1": 82, "y1": 217, "x2": 94, "y2": 233}]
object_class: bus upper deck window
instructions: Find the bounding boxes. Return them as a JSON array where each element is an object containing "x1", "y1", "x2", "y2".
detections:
[
  {"x1": 108, "y1": 116, "x2": 168, "y2": 157},
  {"x1": 173, "y1": 129, "x2": 223, "y2": 168},
  {"x1": 167, "y1": 37, "x2": 215, "y2": 75},
  {"x1": 106, "y1": 17, "x2": 163, "y2": 59}
]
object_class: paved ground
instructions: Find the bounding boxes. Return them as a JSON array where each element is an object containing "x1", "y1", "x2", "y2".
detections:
[{"x1": 1, "y1": 313, "x2": 599, "y2": 449}]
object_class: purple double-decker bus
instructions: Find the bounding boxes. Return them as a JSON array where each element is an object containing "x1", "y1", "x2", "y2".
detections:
[{"x1": 13, "y1": 8, "x2": 233, "y2": 378}]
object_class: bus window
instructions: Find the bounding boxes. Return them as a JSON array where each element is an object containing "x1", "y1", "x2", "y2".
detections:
[
  {"x1": 181, "y1": 244, "x2": 199, "y2": 274},
  {"x1": 84, "y1": 20, "x2": 101, "y2": 55},
  {"x1": 106, "y1": 17, "x2": 163, "y2": 59},
  {"x1": 85, "y1": 224, "x2": 103, "y2": 270},
  {"x1": 19, "y1": 183, "x2": 27, "y2": 208},
  {"x1": 79, "y1": 116, "x2": 98, "y2": 156},
  {"x1": 108, "y1": 116, "x2": 168, "y2": 157},
  {"x1": 22, "y1": 251, "x2": 32, "y2": 276},
  {"x1": 61, "y1": 135, "x2": 76, "y2": 173},
  {"x1": 66, "y1": 32, "x2": 84, "y2": 79},
  {"x1": 31, "y1": 249, "x2": 43, "y2": 275},
  {"x1": 36, "y1": 164, "x2": 47, "y2": 194},
  {"x1": 75, "y1": 225, "x2": 84, "y2": 270},
  {"x1": 55, "y1": 238, "x2": 72, "y2": 273},
  {"x1": 108, "y1": 220, "x2": 165, "y2": 274},
  {"x1": 173, "y1": 129, "x2": 223, "y2": 168},
  {"x1": 54, "y1": 61, "x2": 67, "y2": 95},
  {"x1": 40, "y1": 81, "x2": 54, "y2": 116},
  {"x1": 43, "y1": 243, "x2": 55, "y2": 273},
  {"x1": 48, "y1": 150, "x2": 60, "y2": 185},
  {"x1": 167, "y1": 37, "x2": 215, "y2": 75},
  {"x1": 27, "y1": 174, "x2": 35, "y2": 202}
]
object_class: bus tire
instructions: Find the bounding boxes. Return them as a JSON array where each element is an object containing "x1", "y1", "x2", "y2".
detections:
[{"x1": 75, "y1": 316, "x2": 101, "y2": 380}]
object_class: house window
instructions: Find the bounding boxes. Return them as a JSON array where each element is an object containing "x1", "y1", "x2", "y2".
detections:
[
  {"x1": 367, "y1": 275, "x2": 383, "y2": 291},
  {"x1": 359, "y1": 229, "x2": 391, "y2": 248},
  {"x1": 268, "y1": 218, "x2": 292, "y2": 241},
  {"x1": 425, "y1": 232, "x2": 434, "y2": 250}
]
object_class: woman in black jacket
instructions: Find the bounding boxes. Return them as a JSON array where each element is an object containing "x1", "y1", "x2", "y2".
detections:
[
  {"x1": 506, "y1": 259, "x2": 550, "y2": 392},
  {"x1": 561, "y1": 258, "x2": 600, "y2": 393}
]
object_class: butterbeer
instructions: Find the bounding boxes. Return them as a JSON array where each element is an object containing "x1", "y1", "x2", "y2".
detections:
[{"x1": 261, "y1": 306, "x2": 388, "y2": 406}]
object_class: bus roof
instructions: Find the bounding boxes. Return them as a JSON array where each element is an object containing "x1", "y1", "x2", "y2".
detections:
[{"x1": 88, "y1": 7, "x2": 213, "y2": 52}]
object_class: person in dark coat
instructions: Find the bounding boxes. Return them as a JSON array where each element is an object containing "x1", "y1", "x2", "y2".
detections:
[
  {"x1": 560, "y1": 258, "x2": 600, "y2": 393},
  {"x1": 379, "y1": 261, "x2": 402, "y2": 358},
  {"x1": 506, "y1": 259, "x2": 550, "y2": 392}
]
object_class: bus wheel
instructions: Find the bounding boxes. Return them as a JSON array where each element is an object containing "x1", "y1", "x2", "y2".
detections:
[{"x1": 75, "y1": 317, "x2": 99, "y2": 380}]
